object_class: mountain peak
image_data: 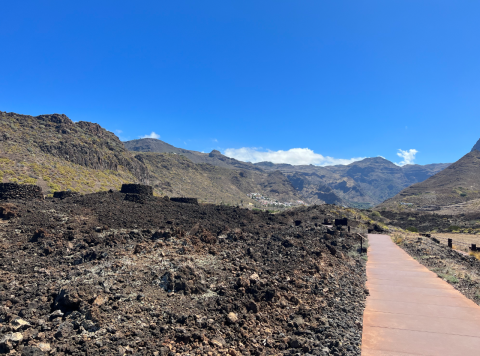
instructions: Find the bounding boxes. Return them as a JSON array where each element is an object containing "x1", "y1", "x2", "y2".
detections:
[
  {"x1": 472, "y1": 138, "x2": 480, "y2": 152},
  {"x1": 208, "y1": 150, "x2": 222, "y2": 157},
  {"x1": 348, "y1": 156, "x2": 398, "y2": 168}
]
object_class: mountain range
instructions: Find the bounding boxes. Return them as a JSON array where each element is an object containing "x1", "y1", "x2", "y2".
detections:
[
  {"x1": 125, "y1": 138, "x2": 449, "y2": 208},
  {"x1": 0, "y1": 110, "x2": 453, "y2": 209}
]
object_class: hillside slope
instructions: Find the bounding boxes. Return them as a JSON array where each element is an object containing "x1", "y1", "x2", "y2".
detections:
[
  {"x1": 0, "y1": 111, "x2": 148, "y2": 194},
  {"x1": 135, "y1": 152, "x2": 304, "y2": 207},
  {"x1": 379, "y1": 150, "x2": 480, "y2": 211}
]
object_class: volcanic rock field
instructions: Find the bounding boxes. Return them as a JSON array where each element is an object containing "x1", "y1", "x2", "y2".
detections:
[{"x1": 0, "y1": 184, "x2": 370, "y2": 355}]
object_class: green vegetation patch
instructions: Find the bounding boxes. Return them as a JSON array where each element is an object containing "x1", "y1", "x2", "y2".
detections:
[{"x1": 436, "y1": 273, "x2": 459, "y2": 284}]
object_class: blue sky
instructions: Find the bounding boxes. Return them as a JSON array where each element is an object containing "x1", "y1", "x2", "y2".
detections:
[{"x1": 1, "y1": 1, "x2": 479, "y2": 166}]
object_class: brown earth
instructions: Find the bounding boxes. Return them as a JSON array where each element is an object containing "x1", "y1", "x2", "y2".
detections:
[{"x1": 0, "y1": 190, "x2": 370, "y2": 355}]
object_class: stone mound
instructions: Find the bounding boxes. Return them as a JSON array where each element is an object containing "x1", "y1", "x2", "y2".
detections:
[
  {"x1": 120, "y1": 184, "x2": 153, "y2": 195},
  {"x1": 0, "y1": 183, "x2": 43, "y2": 201},
  {"x1": 53, "y1": 191, "x2": 80, "y2": 199},
  {"x1": 123, "y1": 193, "x2": 156, "y2": 204},
  {"x1": 170, "y1": 197, "x2": 199, "y2": 205}
]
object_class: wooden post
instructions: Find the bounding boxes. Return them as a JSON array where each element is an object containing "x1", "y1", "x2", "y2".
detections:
[{"x1": 448, "y1": 239, "x2": 453, "y2": 248}]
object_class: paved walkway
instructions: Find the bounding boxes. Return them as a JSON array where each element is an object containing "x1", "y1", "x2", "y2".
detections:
[{"x1": 362, "y1": 234, "x2": 480, "y2": 356}]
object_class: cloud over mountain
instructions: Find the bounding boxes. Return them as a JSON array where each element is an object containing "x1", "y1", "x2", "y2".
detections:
[
  {"x1": 141, "y1": 132, "x2": 160, "y2": 139},
  {"x1": 223, "y1": 147, "x2": 365, "y2": 166},
  {"x1": 396, "y1": 149, "x2": 418, "y2": 166}
]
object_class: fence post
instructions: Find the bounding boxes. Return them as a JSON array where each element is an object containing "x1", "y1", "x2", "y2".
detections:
[
  {"x1": 472, "y1": 244, "x2": 476, "y2": 252},
  {"x1": 448, "y1": 239, "x2": 453, "y2": 248}
]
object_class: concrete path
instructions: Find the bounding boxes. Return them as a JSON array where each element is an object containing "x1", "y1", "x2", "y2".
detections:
[{"x1": 362, "y1": 234, "x2": 480, "y2": 356}]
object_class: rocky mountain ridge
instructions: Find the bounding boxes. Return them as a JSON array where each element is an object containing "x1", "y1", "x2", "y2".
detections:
[
  {"x1": 126, "y1": 138, "x2": 449, "y2": 208},
  {"x1": 135, "y1": 153, "x2": 303, "y2": 207}
]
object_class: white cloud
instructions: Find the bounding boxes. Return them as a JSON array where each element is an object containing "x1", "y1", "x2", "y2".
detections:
[
  {"x1": 396, "y1": 149, "x2": 418, "y2": 166},
  {"x1": 223, "y1": 147, "x2": 365, "y2": 166},
  {"x1": 115, "y1": 129, "x2": 123, "y2": 134},
  {"x1": 141, "y1": 132, "x2": 160, "y2": 139},
  {"x1": 213, "y1": 138, "x2": 218, "y2": 143}
]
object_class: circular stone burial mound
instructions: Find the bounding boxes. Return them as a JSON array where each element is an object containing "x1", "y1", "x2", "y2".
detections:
[
  {"x1": 120, "y1": 184, "x2": 153, "y2": 196},
  {"x1": 170, "y1": 197, "x2": 199, "y2": 205},
  {"x1": 53, "y1": 191, "x2": 80, "y2": 199},
  {"x1": 0, "y1": 183, "x2": 43, "y2": 201}
]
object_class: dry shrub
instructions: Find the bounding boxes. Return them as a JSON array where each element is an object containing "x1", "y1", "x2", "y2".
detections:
[{"x1": 470, "y1": 251, "x2": 480, "y2": 261}]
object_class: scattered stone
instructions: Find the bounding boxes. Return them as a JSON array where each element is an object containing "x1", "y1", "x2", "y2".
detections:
[
  {"x1": 210, "y1": 335, "x2": 227, "y2": 348},
  {"x1": 37, "y1": 343, "x2": 51, "y2": 352},
  {"x1": 11, "y1": 318, "x2": 30, "y2": 330},
  {"x1": 226, "y1": 312, "x2": 238, "y2": 324},
  {"x1": 21, "y1": 346, "x2": 45, "y2": 356}
]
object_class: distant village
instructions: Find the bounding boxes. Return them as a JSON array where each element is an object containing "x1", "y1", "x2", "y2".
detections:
[{"x1": 247, "y1": 192, "x2": 306, "y2": 208}]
